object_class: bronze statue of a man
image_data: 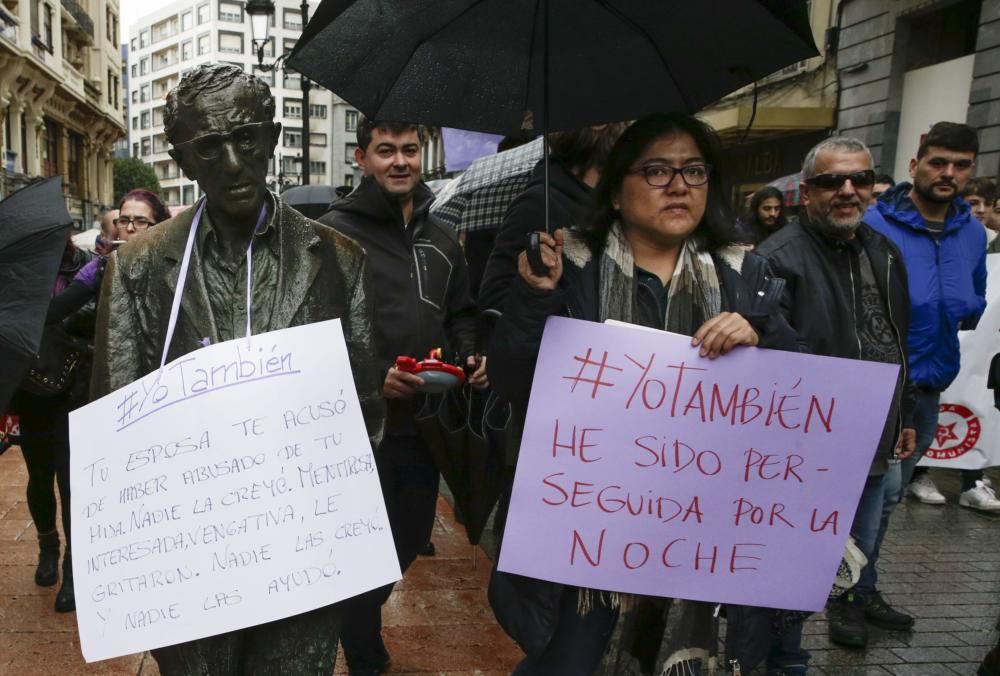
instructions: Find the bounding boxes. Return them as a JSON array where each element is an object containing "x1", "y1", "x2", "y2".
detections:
[{"x1": 91, "y1": 63, "x2": 384, "y2": 675}]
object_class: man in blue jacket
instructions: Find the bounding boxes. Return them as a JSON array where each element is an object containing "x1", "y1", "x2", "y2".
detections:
[{"x1": 866, "y1": 121, "x2": 990, "y2": 621}]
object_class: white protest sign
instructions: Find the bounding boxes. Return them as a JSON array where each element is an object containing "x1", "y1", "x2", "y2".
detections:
[
  {"x1": 919, "y1": 256, "x2": 1000, "y2": 469},
  {"x1": 69, "y1": 319, "x2": 400, "y2": 662}
]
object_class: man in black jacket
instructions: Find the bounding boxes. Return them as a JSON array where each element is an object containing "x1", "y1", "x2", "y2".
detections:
[
  {"x1": 320, "y1": 118, "x2": 486, "y2": 676},
  {"x1": 758, "y1": 136, "x2": 916, "y2": 649}
]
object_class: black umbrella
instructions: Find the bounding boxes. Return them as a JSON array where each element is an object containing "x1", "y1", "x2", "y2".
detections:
[
  {"x1": 288, "y1": 0, "x2": 818, "y2": 136},
  {"x1": 0, "y1": 178, "x2": 74, "y2": 412},
  {"x1": 281, "y1": 183, "x2": 341, "y2": 220},
  {"x1": 415, "y1": 387, "x2": 509, "y2": 546}
]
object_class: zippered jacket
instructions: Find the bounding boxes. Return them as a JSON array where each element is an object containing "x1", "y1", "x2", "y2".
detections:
[
  {"x1": 865, "y1": 182, "x2": 987, "y2": 391},
  {"x1": 758, "y1": 215, "x2": 915, "y2": 475},
  {"x1": 321, "y1": 176, "x2": 477, "y2": 434}
]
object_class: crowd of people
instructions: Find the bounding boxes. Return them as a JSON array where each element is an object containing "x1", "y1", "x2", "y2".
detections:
[{"x1": 3, "y1": 62, "x2": 998, "y2": 675}]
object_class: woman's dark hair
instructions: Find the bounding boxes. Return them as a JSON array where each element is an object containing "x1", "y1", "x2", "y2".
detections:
[
  {"x1": 118, "y1": 189, "x2": 171, "y2": 225},
  {"x1": 748, "y1": 186, "x2": 785, "y2": 227},
  {"x1": 580, "y1": 112, "x2": 739, "y2": 254}
]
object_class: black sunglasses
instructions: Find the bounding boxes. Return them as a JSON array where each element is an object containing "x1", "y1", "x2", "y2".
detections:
[{"x1": 804, "y1": 170, "x2": 876, "y2": 190}]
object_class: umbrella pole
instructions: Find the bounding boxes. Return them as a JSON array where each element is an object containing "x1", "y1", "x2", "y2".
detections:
[
  {"x1": 472, "y1": 545, "x2": 478, "y2": 570},
  {"x1": 543, "y1": 0, "x2": 550, "y2": 236}
]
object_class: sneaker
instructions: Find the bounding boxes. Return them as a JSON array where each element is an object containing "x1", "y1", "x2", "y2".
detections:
[
  {"x1": 960, "y1": 481, "x2": 1000, "y2": 512},
  {"x1": 910, "y1": 473, "x2": 946, "y2": 504},
  {"x1": 827, "y1": 594, "x2": 867, "y2": 648},
  {"x1": 864, "y1": 590, "x2": 914, "y2": 630}
]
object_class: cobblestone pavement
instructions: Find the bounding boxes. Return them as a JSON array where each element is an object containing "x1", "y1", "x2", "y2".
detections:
[{"x1": 1, "y1": 440, "x2": 998, "y2": 675}]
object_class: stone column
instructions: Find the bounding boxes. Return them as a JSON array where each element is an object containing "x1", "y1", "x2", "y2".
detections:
[{"x1": 23, "y1": 109, "x2": 44, "y2": 176}]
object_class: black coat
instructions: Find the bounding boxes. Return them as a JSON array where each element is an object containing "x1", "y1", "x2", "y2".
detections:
[
  {"x1": 757, "y1": 215, "x2": 915, "y2": 476},
  {"x1": 485, "y1": 234, "x2": 803, "y2": 656},
  {"x1": 321, "y1": 176, "x2": 477, "y2": 434},
  {"x1": 478, "y1": 159, "x2": 593, "y2": 313},
  {"x1": 489, "y1": 238, "x2": 804, "y2": 408}
]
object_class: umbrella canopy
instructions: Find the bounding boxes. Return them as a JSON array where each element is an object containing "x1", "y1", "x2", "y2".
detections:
[
  {"x1": 768, "y1": 172, "x2": 803, "y2": 207},
  {"x1": 432, "y1": 137, "x2": 544, "y2": 233},
  {"x1": 0, "y1": 177, "x2": 73, "y2": 412},
  {"x1": 281, "y1": 183, "x2": 341, "y2": 220},
  {"x1": 289, "y1": 0, "x2": 818, "y2": 136}
]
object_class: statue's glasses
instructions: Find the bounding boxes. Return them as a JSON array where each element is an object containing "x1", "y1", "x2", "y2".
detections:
[{"x1": 173, "y1": 121, "x2": 275, "y2": 161}]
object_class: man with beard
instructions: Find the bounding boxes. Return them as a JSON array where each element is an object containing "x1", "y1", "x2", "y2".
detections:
[
  {"x1": 758, "y1": 137, "x2": 916, "y2": 649},
  {"x1": 866, "y1": 123, "x2": 990, "y2": 513}
]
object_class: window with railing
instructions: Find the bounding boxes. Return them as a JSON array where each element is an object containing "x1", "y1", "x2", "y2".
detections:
[
  {"x1": 345, "y1": 110, "x2": 359, "y2": 132},
  {"x1": 197, "y1": 34, "x2": 209, "y2": 55},
  {"x1": 141, "y1": 111, "x2": 150, "y2": 129},
  {"x1": 139, "y1": 29, "x2": 148, "y2": 48},
  {"x1": 181, "y1": 11, "x2": 192, "y2": 31},
  {"x1": 282, "y1": 156, "x2": 299, "y2": 174},
  {"x1": 42, "y1": 119, "x2": 59, "y2": 177},
  {"x1": 218, "y1": 30, "x2": 242, "y2": 54},
  {"x1": 141, "y1": 137, "x2": 151, "y2": 156},
  {"x1": 140, "y1": 58, "x2": 149, "y2": 75},
  {"x1": 284, "y1": 99, "x2": 302, "y2": 118},
  {"x1": 283, "y1": 71, "x2": 300, "y2": 89},
  {"x1": 68, "y1": 131, "x2": 83, "y2": 192},
  {"x1": 284, "y1": 129, "x2": 302, "y2": 147},
  {"x1": 282, "y1": 9, "x2": 301, "y2": 30},
  {"x1": 196, "y1": 3, "x2": 209, "y2": 24},
  {"x1": 309, "y1": 160, "x2": 326, "y2": 175},
  {"x1": 140, "y1": 85, "x2": 149, "y2": 102},
  {"x1": 252, "y1": 66, "x2": 274, "y2": 87},
  {"x1": 309, "y1": 104, "x2": 326, "y2": 119},
  {"x1": 345, "y1": 143, "x2": 357, "y2": 163},
  {"x1": 218, "y1": 1, "x2": 242, "y2": 23},
  {"x1": 182, "y1": 40, "x2": 192, "y2": 60}
]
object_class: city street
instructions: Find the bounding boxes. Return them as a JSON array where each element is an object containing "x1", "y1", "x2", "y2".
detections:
[{"x1": 0, "y1": 444, "x2": 998, "y2": 675}]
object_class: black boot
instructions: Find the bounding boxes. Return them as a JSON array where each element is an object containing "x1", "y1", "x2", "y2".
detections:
[
  {"x1": 54, "y1": 551, "x2": 75, "y2": 613},
  {"x1": 35, "y1": 530, "x2": 59, "y2": 587},
  {"x1": 827, "y1": 593, "x2": 867, "y2": 648}
]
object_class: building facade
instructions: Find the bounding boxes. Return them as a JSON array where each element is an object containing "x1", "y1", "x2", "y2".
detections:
[
  {"x1": 836, "y1": 0, "x2": 1000, "y2": 178},
  {"x1": 126, "y1": 0, "x2": 360, "y2": 206},
  {"x1": 0, "y1": 0, "x2": 125, "y2": 226}
]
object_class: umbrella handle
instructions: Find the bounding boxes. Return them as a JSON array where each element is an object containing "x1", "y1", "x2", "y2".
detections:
[{"x1": 525, "y1": 232, "x2": 549, "y2": 277}]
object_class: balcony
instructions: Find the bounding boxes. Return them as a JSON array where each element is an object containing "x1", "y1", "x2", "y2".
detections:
[
  {"x1": 60, "y1": 0, "x2": 94, "y2": 40},
  {"x1": 61, "y1": 58, "x2": 85, "y2": 97},
  {"x1": 0, "y1": 7, "x2": 16, "y2": 44}
]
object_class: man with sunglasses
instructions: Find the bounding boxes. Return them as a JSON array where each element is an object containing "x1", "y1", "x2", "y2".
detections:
[
  {"x1": 758, "y1": 136, "x2": 916, "y2": 649},
  {"x1": 866, "y1": 122, "x2": 991, "y2": 516},
  {"x1": 91, "y1": 64, "x2": 385, "y2": 675}
]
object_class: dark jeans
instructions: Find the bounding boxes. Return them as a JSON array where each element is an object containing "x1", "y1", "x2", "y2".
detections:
[
  {"x1": 513, "y1": 586, "x2": 618, "y2": 676},
  {"x1": 725, "y1": 605, "x2": 809, "y2": 673},
  {"x1": 152, "y1": 603, "x2": 342, "y2": 675},
  {"x1": 340, "y1": 434, "x2": 440, "y2": 671},
  {"x1": 16, "y1": 392, "x2": 72, "y2": 548},
  {"x1": 848, "y1": 474, "x2": 886, "y2": 599}
]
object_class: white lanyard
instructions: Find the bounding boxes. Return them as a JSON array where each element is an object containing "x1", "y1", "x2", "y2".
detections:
[{"x1": 159, "y1": 199, "x2": 269, "y2": 369}]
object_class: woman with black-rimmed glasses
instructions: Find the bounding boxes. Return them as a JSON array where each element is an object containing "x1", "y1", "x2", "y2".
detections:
[{"x1": 486, "y1": 113, "x2": 805, "y2": 675}]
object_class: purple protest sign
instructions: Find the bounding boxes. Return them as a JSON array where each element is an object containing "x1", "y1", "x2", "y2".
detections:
[{"x1": 497, "y1": 317, "x2": 900, "y2": 612}]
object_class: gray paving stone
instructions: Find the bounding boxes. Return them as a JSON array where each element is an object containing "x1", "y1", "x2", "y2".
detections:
[
  {"x1": 889, "y1": 646, "x2": 967, "y2": 662},
  {"x1": 884, "y1": 663, "x2": 964, "y2": 676}
]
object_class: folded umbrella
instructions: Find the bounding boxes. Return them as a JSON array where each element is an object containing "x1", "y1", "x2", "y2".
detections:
[
  {"x1": 0, "y1": 177, "x2": 74, "y2": 412},
  {"x1": 280, "y1": 183, "x2": 341, "y2": 220}
]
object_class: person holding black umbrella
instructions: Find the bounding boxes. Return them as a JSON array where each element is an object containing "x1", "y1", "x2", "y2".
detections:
[
  {"x1": 10, "y1": 233, "x2": 95, "y2": 614},
  {"x1": 487, "y1": 113, "x2": 804, "y2": 675}
]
